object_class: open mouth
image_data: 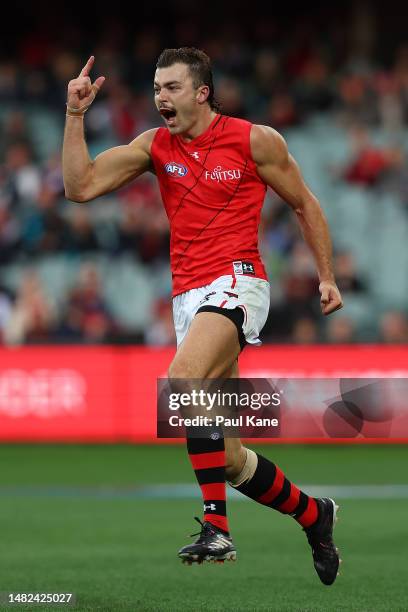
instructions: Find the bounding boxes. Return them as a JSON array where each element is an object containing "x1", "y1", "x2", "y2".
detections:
[{"x1": 159, "y1": 107, "x2": 177, "y2": 121}]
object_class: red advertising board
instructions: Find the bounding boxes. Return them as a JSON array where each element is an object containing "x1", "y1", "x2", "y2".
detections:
[{"x1": 0, "y1": 346, "x2": 407, "y2": 443}]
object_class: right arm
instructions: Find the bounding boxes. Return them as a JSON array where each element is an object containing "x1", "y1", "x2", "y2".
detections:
[{"x1": 62, "y1": 56, "x2": 157, "y2": 203}]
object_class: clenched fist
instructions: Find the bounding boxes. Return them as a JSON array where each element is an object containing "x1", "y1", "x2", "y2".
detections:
[
  {"x1": 66, "y1": 56, "x2": 105, "y2": 115},
  {"x1": 319, "y1": 280, "x2": 343, "y2": 315}
]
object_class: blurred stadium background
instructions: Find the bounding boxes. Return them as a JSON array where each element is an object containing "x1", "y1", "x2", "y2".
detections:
[
  {"x1": 1, "y1": 2, "x2": 408, "y2": 610},
  {"x1": 1, "y1": 1, "x2": 408, "y2": 347}
]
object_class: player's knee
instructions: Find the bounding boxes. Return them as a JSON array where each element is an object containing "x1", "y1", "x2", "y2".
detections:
[
  {"x1": 168, "y1": 359, "x2": 197, "y2": 379},
  {"x1": 225, "y1": 445, "x2": 247, "y2": 479}
]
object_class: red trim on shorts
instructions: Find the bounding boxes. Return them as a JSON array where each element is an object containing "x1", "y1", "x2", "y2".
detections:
[
  {"x1": 219, "y1": 299, "x2": 227, "y2": 307},
  {"x1": 231, "y1": 273, "x2": 236, "y2": 289},
  {"x1": 239, "y1": 304, "x2": 248, "y2": 324}
]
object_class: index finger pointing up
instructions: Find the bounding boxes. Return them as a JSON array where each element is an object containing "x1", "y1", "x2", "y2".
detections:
[{"x1": 79, "y1": 56, "x2": 95, "y2": 77}]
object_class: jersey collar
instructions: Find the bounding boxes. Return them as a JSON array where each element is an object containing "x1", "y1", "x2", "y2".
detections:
[{"x1": 176, "y1": 114, "x2": 222, "y2": 148}]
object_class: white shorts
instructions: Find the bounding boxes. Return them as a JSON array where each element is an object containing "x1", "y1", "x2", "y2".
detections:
[{"x1": 172, "y1": 275, "x2": 270, "y2": 347}]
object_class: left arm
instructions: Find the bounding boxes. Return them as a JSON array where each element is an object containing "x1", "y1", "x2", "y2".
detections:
[{"x1": 251, "y1": 124, "x2": 343, "y2": 315}]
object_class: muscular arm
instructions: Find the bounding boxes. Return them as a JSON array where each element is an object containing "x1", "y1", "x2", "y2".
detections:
[
  {"x1": 63, "y1": 121, "x2": 156, "y2": 203},
  {"x1": 62, "y1": 55, "x2": 157, "y2": 203},
  {"x1": 251, "y1": 124, "x2": 343, "y2": 314}
]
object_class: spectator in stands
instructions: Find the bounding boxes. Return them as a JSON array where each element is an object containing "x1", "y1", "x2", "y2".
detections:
[
  {"x1": 65, "y1": 206, "x2": 99, "y2": 253},
  {"x1": 334, "y1": 251, "x2": 366, "y2": 294},
  {"x1": 0, "y1": 111, "x2": 31, "y2": 158},
  {"x1": 282, "y1": 242, "x2": 320, "y2": 314},
  {"x1": 253, "y1": 49, "x2": 280, "y2": 99},
  {"x1": 116, "y1": 204, "x2": 169, "y2": 264},
  {"x1": 379, "y1": 311, "x2": 408, "y2": 344},
  {"x1": 291, "y1": 317, "x2": 319, "y2": 344},
  {"x1": 21, "y1": 184, "x2": 68, "y2": 254},
  {"x1": 0, "y1": 206, "x2": 21, "y2": 263},
  {"x1": 144, "y1": 297, "x2": 176, "y2": 346},
  {"x1": 42, "y1": 152, "x2": 64, "y2": 196},
  {"x1": 380, "y1": 147, "x2": 408, "y2": 208},
  {"x1": 264, "y1": 242, "x2": 320, "y2": 342},
  {"x1": 263, "y1": 91, "x2": 298, "y2": 129},
  {"x1": 343, "y1": 126, "x2": 399, "y2": 187},
  {"x1": 5, "y1": 142, "x2": 41, "y2": 207},
  {"x1": 325, "y1": 315, "x2": 356, "y2": 344},
  {"x1": 216, "y1": 77, "x2": 247, "y2": 118},
  {"x1": 0, "y1": 61, "x2": 20, "y2": 102},
  {"x1": 0, "y1": 284, "x2": 13, "y2": 344},
  {"x1": 393, "y1": 43, "x2": 408, "y2": 122},
  {"x1": 336, "y1": 75, "x2": 377, "y2": 126},
  {"x1": 293, "y1": 55, "x2": 334, "y2": 116},
  {"x1": 57, "y1": 263, "x2": 117, "y2": 343},
  {"x1": 3, "y1": 271, "x2": 56, "y2": 344}
]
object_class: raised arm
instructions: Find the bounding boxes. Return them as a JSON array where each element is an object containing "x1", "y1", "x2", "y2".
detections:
[
  {"x1": 251, "y1": 124, "x2": 343, "y2": 315},
  {"x1": 63, "y1": 56, "x2": 156, "y2": 203}
]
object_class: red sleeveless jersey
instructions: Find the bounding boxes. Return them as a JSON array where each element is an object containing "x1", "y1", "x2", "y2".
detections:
[{"x1": 150, "y1": 114, "x2": 268, "y2": 296}]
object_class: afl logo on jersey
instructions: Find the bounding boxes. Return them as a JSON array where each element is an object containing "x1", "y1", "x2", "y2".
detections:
[{"x1": 164, "y1": 162, "x2": 188, "y2": 178}]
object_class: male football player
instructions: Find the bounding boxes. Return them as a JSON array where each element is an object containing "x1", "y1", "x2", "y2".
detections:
[{"x1": 63, "y1": 48, "x2": 343, "y2": 585}]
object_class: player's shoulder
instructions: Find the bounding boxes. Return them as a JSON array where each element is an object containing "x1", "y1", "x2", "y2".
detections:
[
  {"x1": 223, "y1": 114, "x2": 252, "y2": 132},
  {"x1": 219, "y1": 116, "x2": 254, "y2": 160},
  {"x1": 250, "y1": 124, "x2": 288, "y2": 165},
  {"x1": 128, "y1": 128, "x2": 161, "y2": 156},
  {"x1": 149, "y1": 125, "x2": 174, "y2": 151},
  {"x1": 135, "y1": 127, "x2": 161, "y2": 146},
  {"x1": 129, "y1": 127, "x2": 159, "y2": 145},
  {"x1": 250, "y1": 124, "x2": 286, "y2": 150},
  {"x1": 222, "y1": 117, "x2": 288, "y2": 164}
]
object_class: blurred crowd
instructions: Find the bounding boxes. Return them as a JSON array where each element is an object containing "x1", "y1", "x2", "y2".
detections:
[{"x1": 1, "y1": 3, "x2": 408, "y2": 345}]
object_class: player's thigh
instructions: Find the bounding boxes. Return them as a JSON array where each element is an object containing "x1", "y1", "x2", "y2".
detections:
[{"x1": 168, "y1": 311, "x2": 241, "y2": 379}]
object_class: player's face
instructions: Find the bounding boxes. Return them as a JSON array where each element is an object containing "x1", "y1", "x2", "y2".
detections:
[{"x1": 154, "y1": 64, "x2": 205, "y2": 135}]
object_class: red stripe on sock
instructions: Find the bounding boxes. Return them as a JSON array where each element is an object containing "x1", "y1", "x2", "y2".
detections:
[
  {"x1": 201, "y1": 482, "x2": 226, "y2": 500},
  {"x1": 189, "y1": 451, "x2": 225, "y2": 471},
  {"x1": 296, "y1": 497, "x2": 319, "y2": 528},
  {"x1": 279, "y1": 483, "x2": 301, "y2": 514},
  {"x1": 205, "y1": 514, "x2": 229, "y2": 533},
  {"x1": 258, "y1": 466, "x2": 285, "y2": 504}
]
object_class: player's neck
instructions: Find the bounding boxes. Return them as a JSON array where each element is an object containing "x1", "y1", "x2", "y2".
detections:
[{"x1": 179, "y1": 109, "x2": 218, "y2": 143}]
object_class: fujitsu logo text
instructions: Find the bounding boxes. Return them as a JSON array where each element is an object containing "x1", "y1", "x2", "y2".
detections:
[{"x1": 205, "y1": 165, "x2": 241, "y2": 182}]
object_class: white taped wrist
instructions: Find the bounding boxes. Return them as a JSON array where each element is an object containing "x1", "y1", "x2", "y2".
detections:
[
  {"x1": 66, "y1": 105, "x2": 88, "y2": 116},
  {"x1": 66, "y1": 97, "x2": 94, "y2": 115}
]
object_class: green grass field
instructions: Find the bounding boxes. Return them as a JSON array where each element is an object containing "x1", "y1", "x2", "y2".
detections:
[{"x1": 1, "y1": 444, "x2": 408, "y2": 611}]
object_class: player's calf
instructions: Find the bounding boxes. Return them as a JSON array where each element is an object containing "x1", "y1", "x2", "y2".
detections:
[{"x1": 228, "y1": 448, "x2": 341, "y2": 584}]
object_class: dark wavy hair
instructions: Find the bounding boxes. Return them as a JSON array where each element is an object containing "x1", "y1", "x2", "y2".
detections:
[{"x1": 156, "y1": 47, "x2": 221, "y2": 112}]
